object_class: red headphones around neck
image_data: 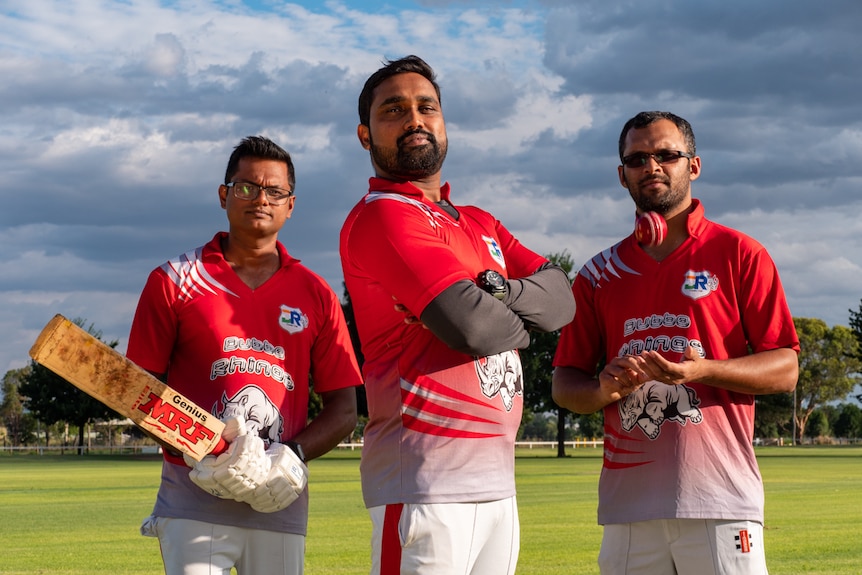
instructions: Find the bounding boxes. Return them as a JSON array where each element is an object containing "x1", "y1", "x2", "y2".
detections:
[{"x1": 635, "y1": 211, "x2": 667, "y2": 247}]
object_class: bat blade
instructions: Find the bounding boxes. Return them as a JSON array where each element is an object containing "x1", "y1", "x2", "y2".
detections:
[{"x1": 29, "y1": 314, "x2": 225, "y2": 461}]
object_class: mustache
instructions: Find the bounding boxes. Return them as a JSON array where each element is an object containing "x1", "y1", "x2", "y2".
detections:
[
  {"x1": 639, "y1": 175, "x2": 669, "y2": 186},
  {"x1": 397, "y1": 129, "x2": 436, "y2": 147}
]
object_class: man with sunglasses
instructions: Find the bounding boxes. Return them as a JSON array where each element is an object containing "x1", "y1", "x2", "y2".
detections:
[
  {"x1": 127, "y1": 136, "x2": 362, "y2": 575},
  {"x1": 552, "y1": 111, "x2": 799, "y2": 575}
]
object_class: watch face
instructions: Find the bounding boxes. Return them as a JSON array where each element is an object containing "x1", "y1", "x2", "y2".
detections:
[
  {"x1": 485, "y1": 270, "x2": 504, "y2": 288},
  {"x1": 479, "y1": 270, "x2": 506, "y2": 300}
]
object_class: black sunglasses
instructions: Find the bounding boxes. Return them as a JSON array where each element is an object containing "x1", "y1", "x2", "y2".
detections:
[{"x1": 621, "y1": 150, "x2": 693, "y2": 169}]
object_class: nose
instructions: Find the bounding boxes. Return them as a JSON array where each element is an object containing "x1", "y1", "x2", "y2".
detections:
[
  {"x1": 643, "y1": 155, "x2": 663, "y2": 172},
  {"x1": 251, "y1": 190, "x2": 270, "y2": 205},
  {"x1": 403, "y1": 107, "x2": 424, "y2": 131}
]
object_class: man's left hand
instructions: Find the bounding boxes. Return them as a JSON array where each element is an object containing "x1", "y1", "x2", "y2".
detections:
[{"x1": 246, "y1": 443, "x2": 309, "y2": 513}]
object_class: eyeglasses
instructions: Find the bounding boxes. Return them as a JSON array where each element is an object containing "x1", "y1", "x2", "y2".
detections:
[
  {"x1": 621, "y1": 149, "x2": 693, "y2": 169},
  {"x1": 225, "y1": 181, "x2": 293, "y2": 205}
]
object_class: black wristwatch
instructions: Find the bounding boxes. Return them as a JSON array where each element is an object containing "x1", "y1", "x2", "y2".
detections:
[
  {"x1": 286, "y1": 440, "x2": 306, "y2": 462},
  {"x1": 477, "y1": 269, "x2": 508, "y2": 300}
]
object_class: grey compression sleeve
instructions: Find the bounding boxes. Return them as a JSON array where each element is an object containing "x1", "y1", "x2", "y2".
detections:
[
  {"x1": 419, "y1": 264, "x2": 575, "y2": 357},
  {"x1": 501, "y1": 263, "x2": 575, "y2": 332},
  {"x1": 419, "y1": 280, "x2": 531, "y2": 357}
]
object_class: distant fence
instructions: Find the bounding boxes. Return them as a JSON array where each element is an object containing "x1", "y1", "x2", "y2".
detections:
[
  {"x1": 0, "y1": 440, "x2": 602, "y2": 455},
  {"x1": 517, "y1": 439, "x2": 602, "y2": 449},
  {"x1": 7, "y1": 438, "x2": 862, "y2": 455},
  {"x1": 331, "y1": 439, "x2": 603, "y2": 450},
  {"x1": 0, "y1": 444, "x2": 163, "y2": 455}
]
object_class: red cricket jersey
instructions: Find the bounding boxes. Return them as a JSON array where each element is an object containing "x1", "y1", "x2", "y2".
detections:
[
  {"x1": 554, "y1": 200, "x2": 799, "y2": 525},
  {"x1": 127, "y1": 232, "x2": 362, "y2": 534},
  {"x1": 340, "y1": 178, "x2": 547, "y2": 507}
]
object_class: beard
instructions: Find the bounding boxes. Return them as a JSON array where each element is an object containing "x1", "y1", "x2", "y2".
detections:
[
  {"x1": 369, "y1": 130, "x2": 448, "y2": 180},
  {"x1": 626, "y1": 173, "x2": 688, "y2": 215}
]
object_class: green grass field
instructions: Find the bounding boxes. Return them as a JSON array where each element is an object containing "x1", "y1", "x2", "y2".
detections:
[{"x1": 1, "y1": 446, "x2": 860, "y2": 574}]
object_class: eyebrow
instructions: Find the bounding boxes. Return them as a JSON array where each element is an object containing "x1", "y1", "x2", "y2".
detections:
[{"x1": 377, "y1": 94, "x2": 438, "y2": 108}]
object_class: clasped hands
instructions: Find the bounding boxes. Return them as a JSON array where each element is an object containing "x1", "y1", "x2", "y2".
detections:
[{"x1": 602, "y1": 345, "x2": 704, "y2": 399}]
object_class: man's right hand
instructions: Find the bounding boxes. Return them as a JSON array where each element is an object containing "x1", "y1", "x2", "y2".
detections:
[
  {"x1": 599, "y1": 355, "x2": 647, "y2": 401},
  {"x1": 184, "y1": 416, "x2": 271, "y2": 499}
]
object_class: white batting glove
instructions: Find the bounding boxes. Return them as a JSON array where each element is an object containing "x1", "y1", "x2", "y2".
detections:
[
  {"x1": 246, "y1": 442, "x2": 309, "y2": 513},
  {"x1": 184, "y1": 416, "x2": 271, "y2": 500},
  {"x1": 220, "y1": 415, "x2": 246, "y2": 443}
]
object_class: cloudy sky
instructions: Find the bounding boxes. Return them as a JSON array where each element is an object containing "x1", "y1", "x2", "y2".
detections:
[{"x1": 2, "y1": 0, "x2": 861, "y2": 378}]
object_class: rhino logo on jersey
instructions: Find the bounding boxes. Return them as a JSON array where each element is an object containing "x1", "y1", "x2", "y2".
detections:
[
  {"x1": 215, "y1": 385, "x2": 284, "y2": 445},
  {"x1": 618, "y1": 380, "x2": 703, "y2": 439},
  {"x1": 474, "y1": 350, "x2": 523, "y2": 412}
]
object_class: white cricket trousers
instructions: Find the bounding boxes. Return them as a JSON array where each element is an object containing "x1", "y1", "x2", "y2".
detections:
[
  {"x1": 142, "y1": 515, "x2": 305, "y2": 575},
  {"x1": 368, "y1": 496, "x2": 520, "y2": 575},
  {"x1": 599, "y1": 518, "x2": 769, "y2": 575}
]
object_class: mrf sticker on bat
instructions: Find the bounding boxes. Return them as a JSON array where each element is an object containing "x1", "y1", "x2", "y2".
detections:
[{"x1": 134, "y1": 387, "x2": 219, "y2": 454}]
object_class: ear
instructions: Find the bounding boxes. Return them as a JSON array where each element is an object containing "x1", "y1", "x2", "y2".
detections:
[
  {"x1": 282, "y1": 195, "x2": 296, "y2": 219},
  {"x1": 689, "y1": 155, "x2": 702, "y2": 182},
  {"x1": 357, "y1": 124, "x2": 371, "y2": 150},
  {"x1": 218, "y1": 184, "x2": 228, "y2": 209},
  {"x1": 617, "y1": 165, "x2": 628, "y2": 189}
]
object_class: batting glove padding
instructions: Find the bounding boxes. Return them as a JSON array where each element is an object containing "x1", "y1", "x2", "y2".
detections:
[
  {"x1": 185, "y1": 416, "x2": 271, "y2": 500},
  {"x1": 246, "y1": 442, "x2": 309, "y2": 513}
]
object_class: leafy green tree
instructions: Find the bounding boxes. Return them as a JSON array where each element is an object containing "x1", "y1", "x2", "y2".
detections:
[
  {"x1": 521, "y1": 412, "x2": 557, "y2": 441},
  {"x1": 849, "y1": 300, "x2": 862, "y2": 402},
  {"x1": 1, "y1": 367, "x2": 38, "y2": 445},
  {"x1": 572, "y1": 410, "x2": 604, "y2": 439},
  {"x1": 819, "y1": 404, "x2": 841, "y2": 433},
  {"x1": 849, "y1": 299, "x2": 862, "y2": 360},
  {"x1": 21, "y1": 318, "x2": 123, "y2": 454},
  {"x1": 804, "y1": 409, "x2": 830, "y2": 439},
  {"x1": 520, "y1": 250, "x2": 576, "y2": 457},
  {"x1": 754, "y1": 392, "x2": 794, "y2": 439},
  {"x1": 833, "y1": 403, "x2": 862, "y2": 439},
  {"x1": 793, "y1": 317, "x2": 862, "y2": 442}
]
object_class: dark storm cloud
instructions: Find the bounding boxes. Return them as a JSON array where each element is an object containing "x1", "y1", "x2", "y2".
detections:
[
  {"x1": 536, "y1": 0, "x2": 862, "y2": 217},
  {"x1": 544, "y1": 0, "x2": 862, "y2": 106}
]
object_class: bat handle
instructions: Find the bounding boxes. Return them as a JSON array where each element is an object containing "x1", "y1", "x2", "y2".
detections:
[{"x1": 211, "y1": 437, "x2": 229, "y2": 456}]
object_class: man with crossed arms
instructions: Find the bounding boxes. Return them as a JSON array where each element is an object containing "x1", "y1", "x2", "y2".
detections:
[{"x1": 340, "y1": 55, "x2": 575, "y2": 574}]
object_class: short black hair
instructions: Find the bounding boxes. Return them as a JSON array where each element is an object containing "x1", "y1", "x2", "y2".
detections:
[
  {"x1": 618, "y1": 111, "x2": 696, "y2": 160},
  {"x1": 357, "y1": 55, "x2": 441, "y2": 127},
  {"x1": 224, "y1": 136, "x2": 296, "y2": 193}
]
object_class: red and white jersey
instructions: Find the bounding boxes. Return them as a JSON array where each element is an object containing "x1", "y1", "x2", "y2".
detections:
[
  {"x1": 553, "y1": 200, "x2": 799, "y2": 525},
  {"x1": 127, "y1": 232, "x2": 362, "y2": 535},
  {"x1": 340, "y1": 178, "x2": 547, "y2": 508}
]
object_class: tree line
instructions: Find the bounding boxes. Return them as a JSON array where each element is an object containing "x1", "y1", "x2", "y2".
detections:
[
  {"x1": 1, "y1": 320, "x2": 129, "y2": 452},
  {"x1": 3, "y1": 264, "x2": 862, "y2": 453}
]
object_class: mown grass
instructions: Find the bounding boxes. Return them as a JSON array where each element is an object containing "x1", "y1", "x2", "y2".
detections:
[{"x1": 0, "y1": 446, "x2": 860, "y2": 574}]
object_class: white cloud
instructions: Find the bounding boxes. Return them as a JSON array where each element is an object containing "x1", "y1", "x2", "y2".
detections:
[
  {"x1": 144, "y1": 33, "x2": 187, "y2": 78},
  {"x1": 455, "y1": 88, "x2": 592, "y2": 154}
]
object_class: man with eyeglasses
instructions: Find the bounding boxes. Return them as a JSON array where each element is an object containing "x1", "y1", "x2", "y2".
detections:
[
  {"x1": 339, "y1": 55, "x2": 575, "y2": 574},
  {"x1": 552, "y1": 111, "x2": 800, "y2": 575},
  {"x1": 127, "y1": 135, "x2": 362, "y2": 575}
]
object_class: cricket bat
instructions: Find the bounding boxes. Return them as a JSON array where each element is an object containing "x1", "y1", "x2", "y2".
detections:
[{"x1": 29, "y1": 314, "x2": 227, "y2": 461}]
